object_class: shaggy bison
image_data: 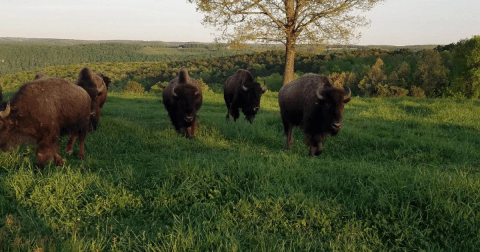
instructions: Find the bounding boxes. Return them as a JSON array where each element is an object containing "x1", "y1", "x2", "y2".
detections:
[
  {"x1": 163, "y1": 68, "x2": 202, "y2": 138},
  {"x1": 34, "y1": 71, "x2": 47, "y2": 80},
  {"x1": 278, "y1": 73, "x2": 351, "y2": 156},
  {"x1": 0, "y1": 77, "x2": 92, "y2": 169},
  {"x1": 224, "y1": 69, "x2": 267, "y2": 123},
  {"x1": 75, "y1": 67, "x2": 111, "y2": 131}
]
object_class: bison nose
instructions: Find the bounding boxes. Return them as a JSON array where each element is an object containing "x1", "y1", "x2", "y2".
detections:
[
  {"x1": 332, "y1": 122, "x2": 342, "y2": 130},
  {"x1": 185, "y1": 115, "x2": 194, "y2": 122}
]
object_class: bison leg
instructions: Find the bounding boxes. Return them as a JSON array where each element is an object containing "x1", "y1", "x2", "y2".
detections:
[
  {"x1": 78, "y1": 132, "x2": 87, "y2": 160},
  {"x1": 185, "y1": 121, "x2": 197, "y2": 138},
  {"x1": 226, "y1": 105, "x2": 231, "y2": 120},
  {"x1": 65, "y1": 135, "x2": 77, "y2": 155},
  {"x1": 306, "y1": 134, "x2": 323, "y2": 157},
  {"x1": 230, "y1": 107, "x2": 240, "y2": 121},
  {"x1": 314, "y1": 141, "x2": 323, "y2": 156},
  {"x1": 167, "y1": 111, "x2": 182, "y2": 133},
  {"x1": 282, "y1": 120, "x2": 294, "y2": 149},
  {"x1": 36, "y1": 136, "x2": 63, "y2": 169}
]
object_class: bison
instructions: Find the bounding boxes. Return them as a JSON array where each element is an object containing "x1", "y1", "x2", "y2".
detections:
[
  {"x1": 224, "y1": 69, "x2": 267, "y2": 123},
  {"x1": 74, "y1": 67, "x2": 111, "y2": 131},
  {"x1": 34, "y1": 71, "x2": 47, "y2": 80},
  {"x1": 278, "y1": 73, "x2": 351, "y2": 157},
  {"x1": 0, "y1": 77, "x2": 92, "y2": 169},
  {"x1": 163, "y1": 68, "x2": 202, "y2": 138}
]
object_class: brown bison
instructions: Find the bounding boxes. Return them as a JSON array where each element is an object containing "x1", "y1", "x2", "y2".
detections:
[
  {"x1": 34, "y1": 71, "x2": 47, "y2": 80},
  {"x1": 224, "y1": 69, "x2": 267, "y2": 123},
  {"x1": 74, "y1": 67, "x2": 111, "y2": 131},
  {"x1": 278, "y1": 73, "x2": 351, "y2": 156},
  {"x1": 0, "y1": 77, "x2": 92, "y2": 169},
  {"x1": 163, "y1": 68, "x2": 202, "y2": 138}
]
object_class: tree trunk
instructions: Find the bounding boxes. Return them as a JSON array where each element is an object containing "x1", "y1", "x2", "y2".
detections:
[{"x1": 283, "y1": 36, "x2": 296, "y2": 85}]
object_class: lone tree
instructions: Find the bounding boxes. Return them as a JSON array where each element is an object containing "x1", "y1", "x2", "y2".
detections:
[{"x1": 188, "y1": 0, "x2": 385, "y2": 85}]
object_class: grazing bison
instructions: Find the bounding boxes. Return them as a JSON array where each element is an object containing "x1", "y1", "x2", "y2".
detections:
[
  {"x1": 0, "y1": 77, "x2": 92, "y2": 169},
  {"x1": 224, "y1": 69, "x2": 267, "y2": 123},
  {"x1": 278, "y1": 73, "x2": 351, "y2": 156},
  {"x1": 163, "y1": 68, "x2": 202, "y2": 138},
  {"x1": 34, "y1": 71, "x2": 47, "y2": 80},
  {"x1": 75, "y1": 67, "x2": 111, "y2": 131}
]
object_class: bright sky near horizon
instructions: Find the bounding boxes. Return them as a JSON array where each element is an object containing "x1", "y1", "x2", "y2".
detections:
[{"x1": 1, "y1": 0, "x2": 479, "y2": 46}]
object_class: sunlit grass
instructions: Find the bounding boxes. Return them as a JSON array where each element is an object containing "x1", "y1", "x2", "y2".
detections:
[{"x1": 1, "y1": 91, "x2": 480, "y2": 251}]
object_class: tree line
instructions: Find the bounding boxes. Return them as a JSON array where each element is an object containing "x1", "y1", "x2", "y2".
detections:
[
  {"x1": 0, "y1": 43, "x2": 242, "y2": 77},
  {"x1": 1, "y1": 36, "x2": 479, "y2": 98}
]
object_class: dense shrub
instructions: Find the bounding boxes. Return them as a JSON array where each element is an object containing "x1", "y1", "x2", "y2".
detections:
[
  {"x1": 409, "y1": 86, "x2": 426, "y2": 98},
  {"x1": 123, "y1": 81, "x2": 145, "y2": 94}
]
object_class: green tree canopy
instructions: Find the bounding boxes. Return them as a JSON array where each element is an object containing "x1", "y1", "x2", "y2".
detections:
[{"x1": 188, "y1": 0, "x2": 385, "y2": 85}]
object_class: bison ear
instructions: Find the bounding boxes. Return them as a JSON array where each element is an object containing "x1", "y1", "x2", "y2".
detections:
[
  {"x1": 343, "y1": 86, "x2": 351, "y2": 103},
  {"x1": 79, "y1": 67, "x2": 94, "y2": 81},
  {"x1": 97, "y1": 73, "x2": 111, "y2": 88}
]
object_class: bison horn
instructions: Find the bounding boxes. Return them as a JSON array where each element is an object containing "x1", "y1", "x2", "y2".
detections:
[
  {"x1": 194, "y1": 86, "x2": 200, "y2": 96},
  {"x1": 344, "y1": 86, "x2": 351, "y2": 101},
  {"x1": 0, "y1": 102, "x2": 10, "y2": 118},
  {"x1": 242, "y1": 84, "x2": 248, "y2": 91},
  {"x1": 316, "y1": 89, "x2": 324, "y2": 100},
  {"x1": 97, "y1": 82, "x2": 106, "y2": 94},
  {"x1": 172, "y1": 87, "x2": 177, "y2": 97}
]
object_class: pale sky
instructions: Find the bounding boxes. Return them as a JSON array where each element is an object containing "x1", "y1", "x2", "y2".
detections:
[{"x1": 1, "y1": 0, "x2": 479, "y2": 46}]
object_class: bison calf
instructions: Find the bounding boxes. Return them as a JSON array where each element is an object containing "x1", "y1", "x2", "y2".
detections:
[
  {"x1": 163, "y1": 68, "x2": 202, "y2": 138},
  {"x1": 278, "y1": 73, "x2": 351, "y2": 157},
  {"x1": 0, "y1": 77, "x2": 92, "y2": 169},
  {"x1": 224, "y1": 69, "x2": 266, "y2": 123}
]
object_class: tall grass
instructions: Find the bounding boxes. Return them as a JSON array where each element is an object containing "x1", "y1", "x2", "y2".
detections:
[{"x1": 1, "y1": 92, "x2": 480, "y2": 251}]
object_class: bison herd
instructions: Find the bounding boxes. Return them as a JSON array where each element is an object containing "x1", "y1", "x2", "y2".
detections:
[{"x1": 0, "y1": 67, "x2": 351, "y2": 169}]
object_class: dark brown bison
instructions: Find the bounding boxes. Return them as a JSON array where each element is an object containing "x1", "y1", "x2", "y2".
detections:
[
  {"x1": 224, "y1": 69, "x2": 267, "y2": 123},
  {"x1": 0, "y1": 77, "x2": 92, "y2": 169},
  {"x1": 278, "y1": 73, "x2": 351, "y2": 156},
  {"x1": 163, "y1": 68, "x2": 202, "y2": 138},
  {"x1": 74, "y1": 67, "x2": 111, "y2": 131},
  {"x1": 34, "y1": 71, "x2": 47, "y2": 80}
]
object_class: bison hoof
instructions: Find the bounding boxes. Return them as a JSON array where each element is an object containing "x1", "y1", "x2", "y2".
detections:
[
  {"x1": 36, "y1": 163, "x2": 45, "y2": 171},
  {"x1": 66, "y1": 150, "x2": 73, "y2": 155},
  {"x1": 55, "y1": 159, "x2": 64, "y2": 166},
  {"x1": 78, "y1": 154, "x2": 85, "y2": 160}
]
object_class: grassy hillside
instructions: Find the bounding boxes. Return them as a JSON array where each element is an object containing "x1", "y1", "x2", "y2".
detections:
[{"x1": 1, "y1": 90, "x2": 480, "y2": 251}]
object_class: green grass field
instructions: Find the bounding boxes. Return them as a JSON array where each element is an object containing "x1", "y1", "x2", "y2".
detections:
[{"x1": 1, "y1": 91, "x2": 480, "y2": 251}]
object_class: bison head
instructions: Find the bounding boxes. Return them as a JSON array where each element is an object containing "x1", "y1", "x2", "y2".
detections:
[
  {"x1": 315, "y1": 86, "x2": 351, "y2": 136},
  {"x1": 0, "y1": 102, "x2": 34, "y2": 151},
  {"x1": 172, "y1": 84, "x2": 202, "y2": 125},
  {"x1": 240, "y1": 80, "x2": 267, "y2": 123}
]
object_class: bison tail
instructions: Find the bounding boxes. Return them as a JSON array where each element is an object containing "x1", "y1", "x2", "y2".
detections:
[{"x1": 178, "y1": 68, "x2": 189, "y2": 83}]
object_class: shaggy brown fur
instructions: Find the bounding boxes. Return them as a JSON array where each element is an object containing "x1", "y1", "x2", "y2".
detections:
[
  {"x1": 163, "y1": 68, "x2": 202, "y2": 138},
  {"x1": 224, "y1": 69, "x2": 266, "y2": 123},
  {"x1": 75, "y1": 67, "x2": 111, "y2": 131},
  {"x1": 278, "y1": 73, "x2": 351, "y2": 157},
  {"x1": 0, "y1": 77, "x2": 92, "y2": 169}
]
